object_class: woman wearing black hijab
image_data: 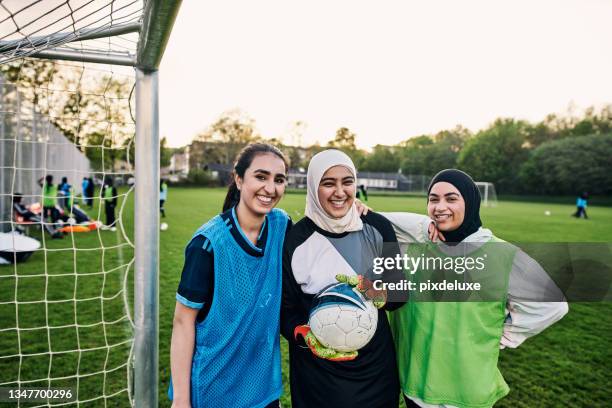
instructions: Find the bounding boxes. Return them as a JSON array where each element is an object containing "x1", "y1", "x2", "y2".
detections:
[{"x1": 382, "y1": 169, "x2": 568, "y2": 408}]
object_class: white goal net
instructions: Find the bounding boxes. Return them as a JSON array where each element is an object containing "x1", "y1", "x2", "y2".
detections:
[
  {"x1": 0, "y1": 57, "x2": 136, "y2": 406},
  {"x1": 0, "y1": 1, "x2": 180, "y2": 406}
]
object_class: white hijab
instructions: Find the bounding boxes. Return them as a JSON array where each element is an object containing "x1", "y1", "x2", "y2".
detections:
[{"x1": 305, "y1": 149, "x2": 363, "y2": 233}]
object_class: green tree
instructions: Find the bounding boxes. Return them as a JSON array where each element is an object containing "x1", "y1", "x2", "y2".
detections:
[
  {"x1": 457, "y1": 119, "x2": 529, "y2": 192},
  {"x1": 286, "y1": 146, "x2": 303, "y2": 169},
  {"x1": 0, "y1": 59, "x2": 56, "y2": 107},
  {"x1": 524, "y1": 121, "x2": 556, "y2": 148},
  {"x1": 188, "y1": 109, "x2": 260, "y2": 168},
  {"x1": 398, "y1": 126, "x2": 469, "y2": 176},
  {"x1": 2, "y1": 60, "x2": 135, "y2": 171},
  {"x1": 188, "y1": 138, "x2": 226, "y2": 170},
  {"x1": 206, "y1": 109, "x2": 260, "y2": 163},
  {"x1": 160, "y1": 137, "x2": 172, "y2": 168},
  {"x1": 328, "y1": 127, "x2": 357, "y2": 150},
  {"x1": 83, "y1": 132, "x2": 113, "y2": 171},
  {"x1": 361, "y1": 145, "x2": 400, "y2": 172},
  {"x1": 327, "y1": 127, "x2": 365, "y2": 167},
  {"x1": 519, "y1": 134, "x2": 612, "y2": 195}
]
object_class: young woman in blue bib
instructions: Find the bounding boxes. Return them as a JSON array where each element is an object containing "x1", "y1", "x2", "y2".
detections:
[{"x1": 169, "y1": 143, "x2": 291, "y2": 408}]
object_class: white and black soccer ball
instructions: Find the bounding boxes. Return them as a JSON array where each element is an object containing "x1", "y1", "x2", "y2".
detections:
[{"x1": 308, "y1": 282, "x2": 378, "y2": 352}]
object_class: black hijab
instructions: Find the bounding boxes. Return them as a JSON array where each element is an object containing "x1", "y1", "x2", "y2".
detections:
[{"x1": 428, "y1": 169, "x2": 482, "y2": 244}]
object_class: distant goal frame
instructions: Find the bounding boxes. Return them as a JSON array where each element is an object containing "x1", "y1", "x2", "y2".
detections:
[{"x1": 475, "y1": 181, "x2": 498, "y2": 207}]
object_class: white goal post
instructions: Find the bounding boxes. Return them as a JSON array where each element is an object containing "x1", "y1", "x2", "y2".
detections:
[
  {"x1": 475, "y1": 182, "x2": 498, "y2": 207},
  {"x1": 0, "y1": 1, "x2": 181, "y2": 406}
]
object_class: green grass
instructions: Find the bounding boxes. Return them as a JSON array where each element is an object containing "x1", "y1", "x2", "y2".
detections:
[
  {"x1": 1, "y1": 187, "x2": 611, "y2": 406},
  {"x1": 0, "y1": 193, "x2": 134, "y2": 407}
]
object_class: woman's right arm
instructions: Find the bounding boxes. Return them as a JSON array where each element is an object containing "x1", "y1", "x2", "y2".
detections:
[
  {"x1": 379, "y1": 212, "x2": 436, "y2": 245},
  {"x1": 170, "y1": 235, "x2": 214, "y2": 407},
  {"x1": 170, "y1": 303, "x2": 198, "y2": 407}
]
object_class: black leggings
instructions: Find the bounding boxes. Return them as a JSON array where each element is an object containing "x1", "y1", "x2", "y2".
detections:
[
  {"x1": 573, "y1": 206, "x2": 588, "y2": 218},
  {"x1": 105, "y1": 202, "x2": 116, "y2": 226},
  {"x1": 43, "y1": 206, "x2": 60, "y2": 223}
]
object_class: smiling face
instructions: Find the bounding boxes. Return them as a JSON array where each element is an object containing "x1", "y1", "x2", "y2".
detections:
[
  {"x1": 317, "y1": 165, "x2": 356, "y2": 219},
  {"x1": 235, "y1": 153, "x2": 287, "y2": 217},
  {"x1": 427, "y1": 181, "x2": 465, "y2": 231}
]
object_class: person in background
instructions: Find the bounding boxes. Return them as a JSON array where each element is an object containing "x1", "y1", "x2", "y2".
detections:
[
  {"x1": 86, "y1": 177, "x2": 95, "y2": 208},
  {"x1": 13, "y1": 193, "x2": 63, "y2": 238},
  {"x1": 572, "y1": 192, "x2": 588, "y2": 219},
  {"x1": 102, "y1": 177, "x2": 118, "y2": 231},
  {"x1": 12, "y1": 193, "x2": 41, "y2": 224},
  {"x1": 360, "y1": 184, "x2": 368, "y2": 201},
  {"x1": 58, "y1": 176, "x2": 73, "y2": 210},
  {"x1": 82, "y1": 177, "x2": 90, "y2": 206},
  {"x1": 87, "y1": 177, "x2": 96, "y2": 208},
  {"x1": 160, "y1": 179, "x2": 168, "y2": 218},
  {"x1": 356, "y1": 183, "x2": 368, "y2": 201},
  {"x1": 38, "y1": 175, "x2": 60, "y2": 223}
]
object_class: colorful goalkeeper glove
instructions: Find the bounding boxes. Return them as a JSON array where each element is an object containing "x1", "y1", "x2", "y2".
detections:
[
  {"x1": 294, "y1": 325, "x2": 358, "y2": 362},
  {"x1": 336, "y1": 274, "x2": 387, "y2": 309}
]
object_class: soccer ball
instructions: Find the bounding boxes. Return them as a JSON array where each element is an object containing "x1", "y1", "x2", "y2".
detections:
[
  {"x1": 308, "y1": 282, "x2": 378, "y2": 352},
  {"x1": 544, "y1": 210, "x2": 551, "y2": 216},
  {"x1": 160, "y1": 222, "x2": 168, "y2": 231}
]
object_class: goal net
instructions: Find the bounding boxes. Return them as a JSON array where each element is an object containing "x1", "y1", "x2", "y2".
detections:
[
  {"x1": 0, "y1": 57, "x2": 136, "y2": 406},
  {"x1": 475, "y1": 181, "x2": 498, "y2": 207},
  {"x1": 0, "y1": 1, "x2": 179, "y2": 406}
]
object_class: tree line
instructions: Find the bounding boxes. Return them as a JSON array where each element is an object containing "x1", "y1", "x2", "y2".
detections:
[
  {"x1": 188, "y1": 107, "x2": 612, "y2": 195},
  {"x1": 3, "y1": 60, "x2": 610, "y2": 195}
]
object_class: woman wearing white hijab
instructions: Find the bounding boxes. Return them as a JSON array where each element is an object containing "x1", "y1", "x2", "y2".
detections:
[{"x1": 281, "y1": 149, "x2": 405, "y2": 408}]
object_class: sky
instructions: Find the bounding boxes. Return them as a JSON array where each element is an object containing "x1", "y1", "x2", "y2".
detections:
[{"x1": 158, "y1": 0, "x2": 612, "y2": 149}]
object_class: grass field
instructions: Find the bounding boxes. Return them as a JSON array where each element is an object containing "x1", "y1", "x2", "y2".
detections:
[{"x1": 1, "y1": 187, "x2": 611, "y2": 407}]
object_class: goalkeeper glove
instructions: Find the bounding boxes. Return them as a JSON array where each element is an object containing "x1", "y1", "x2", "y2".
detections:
[
  {"x1": 336, "y1": 274, "x2": 387, "y2": 309},
  {"x1": 294, "y1": 325, "x2": 358, "y2": 362}
]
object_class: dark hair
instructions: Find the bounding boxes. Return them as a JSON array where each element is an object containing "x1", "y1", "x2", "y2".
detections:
[
  {"x1": 45, "y1": 174, "x2": 53, "y2": 185},
  {"x1": 13, "y1": 193, "x2": 23, "y2": 204},
  {"x1": 222, "y1": 143, "x2": 289, "y2": 212}
]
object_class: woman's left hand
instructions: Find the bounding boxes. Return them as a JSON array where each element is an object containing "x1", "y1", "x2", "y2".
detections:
[
  {"x1": 355, "y1": 199, "x2": 372, "y2": 216},
  {"x1": 428, "y1": 221, "x2": 445, "y2": 242},
  {"x1": 336, "y1": 274, "x2": 387, "y2": 308}
]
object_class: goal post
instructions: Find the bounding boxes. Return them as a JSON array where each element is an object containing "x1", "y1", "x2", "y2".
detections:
[
  {"x1": 475, "y1": 182, "x2": 498, "y2": 207},
  {"x1": 133, "y1": 67, "x2": 160, "y2": 407},
  {"x1": 0, "y1": 1, "x2": 181, "y2": 406}
]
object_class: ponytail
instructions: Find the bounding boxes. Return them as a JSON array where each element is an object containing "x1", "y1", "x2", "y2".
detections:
[
  {"x1": 221, "y1": 143, "x2": 289, "y2": 212},
  {"x1": 222, "y1": 181, "x2": 241, "y2": 212}
]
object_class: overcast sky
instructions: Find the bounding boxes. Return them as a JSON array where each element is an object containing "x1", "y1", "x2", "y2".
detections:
[{"x1": 158, "y1": 0, "x2": 612, "y2": 149}]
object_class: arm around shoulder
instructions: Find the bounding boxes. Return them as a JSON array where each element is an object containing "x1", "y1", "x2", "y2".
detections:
[{"x1": 379, "y1": 212, "x2": 433, "y2": 245}]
